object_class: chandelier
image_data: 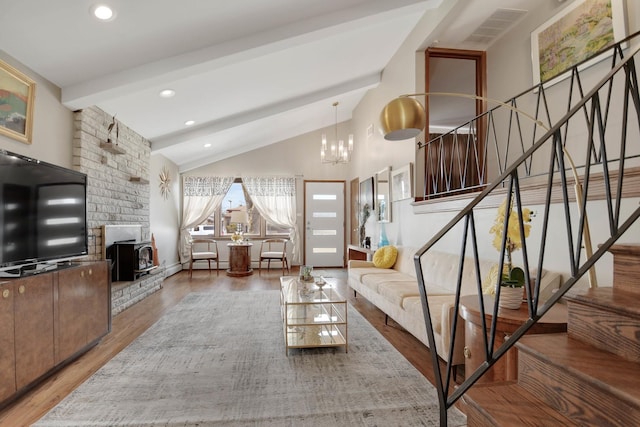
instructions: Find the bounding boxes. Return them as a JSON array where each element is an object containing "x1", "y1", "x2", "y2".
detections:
[{"x1": 321, "y1": 101, "x2": 353, "y2": 164}]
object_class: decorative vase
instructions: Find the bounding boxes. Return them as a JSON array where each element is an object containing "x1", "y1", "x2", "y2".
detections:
[
  {"x1": 498, "y1": 286, "x2": 523, "y2": 309},
  {"x1": 379, "y1": 222, "x2": 389, "y2": 247}
]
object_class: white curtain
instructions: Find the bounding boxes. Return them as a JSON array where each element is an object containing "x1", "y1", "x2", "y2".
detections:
[
  {"x1": 179, "y1": 176, "x2": 234, "y2": 263},
  {"x1": 242, "y1": 176, "x2": 300, "y2": 263}
]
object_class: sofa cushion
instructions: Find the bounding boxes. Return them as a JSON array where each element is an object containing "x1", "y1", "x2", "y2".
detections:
[
  {"x1": 377, "y1": 282, "x2": 420, "y2": 307},
  {"x1": 361, "y1": 272, "x2": 412, "y2": 293},
  {"x1": 349, "y1": 267, "x2": 397, "y2": 283},
  {"x1": 392, "y1": 246, "x2": 417, "y2": 277},
  {"x1": 373, "y1": 245, "x2": 398, "y2": 268}
]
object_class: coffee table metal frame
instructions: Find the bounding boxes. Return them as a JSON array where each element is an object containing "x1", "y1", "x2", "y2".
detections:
[{"x1": 280, "y1": 276, "x2": 348, "y2": 355}]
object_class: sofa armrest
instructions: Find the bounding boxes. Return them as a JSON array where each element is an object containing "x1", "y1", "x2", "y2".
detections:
[{"x1": 348, "y1": 260, "x2": 375, "y2": 269}]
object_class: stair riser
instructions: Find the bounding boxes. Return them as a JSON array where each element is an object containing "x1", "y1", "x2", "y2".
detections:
[
  {"x1": 612, "y1": 252, "x2": 640, "y2": 295},
  {"x1": 465, "y1": 404, "x2": 497, "y2": 427},
  {"x1": 518, "y1": 349, "x2": 640, "y2": 426},
  {"x1": 567, "y1": 301, "x2": 640, "y2": 362}
]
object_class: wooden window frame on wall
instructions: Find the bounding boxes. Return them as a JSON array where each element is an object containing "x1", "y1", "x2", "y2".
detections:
[{"x1": 417, "y1": 48, "x2": 487, "y2": 202}]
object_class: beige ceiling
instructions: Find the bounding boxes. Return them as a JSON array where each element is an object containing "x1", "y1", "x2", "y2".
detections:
[{"x1": 0, "y1": 0, "x2": 534, "y2": 171}]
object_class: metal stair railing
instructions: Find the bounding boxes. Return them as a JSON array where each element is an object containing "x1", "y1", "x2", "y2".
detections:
[{"x1": 417, "y1": 31, "x2": 640, "y2": 426}]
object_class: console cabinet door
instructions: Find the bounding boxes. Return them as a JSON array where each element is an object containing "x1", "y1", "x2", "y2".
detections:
[
  {"x1": 56, "y1": 267, "x2": 88, "y2": 362},
  {"x1": 56, "y1": 262, "x2": 110, "y2": 363},
  {"x1": 0, "y1": 282, "x2": 16, "y2": 402},
  {"x1": 13, "y1": 274, "x2": 55, "y2": 390},
  {"x1": 85, "y1": 261, "x2": 110, "y2": 342}
]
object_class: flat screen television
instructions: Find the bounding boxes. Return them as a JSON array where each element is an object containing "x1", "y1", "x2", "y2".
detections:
[{"x1": 0, "y1": 149, "x2": 88, "y2": 274}]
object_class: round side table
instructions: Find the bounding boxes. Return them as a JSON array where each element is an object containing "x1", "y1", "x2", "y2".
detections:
[
  {"x1": 459, "y1": 294, "x2": 567, "y2": 383},
  {"x1": 226, "y1": 243, "x2": 253, "y2": 277}
]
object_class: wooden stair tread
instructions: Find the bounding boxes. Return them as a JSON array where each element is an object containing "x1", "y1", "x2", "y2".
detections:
[
  {"x1": 464, "y1": 382, "x2": 579, "y2": 426},
  {"x1": 607, "y1": 243, "x2": 640, "y2": 256},
  {"x1": 517, "y1": 333, "x2": 640, "y2": 403},
  {"x1": 564, "y1": 287, "x2": 640, "y2": 317}
]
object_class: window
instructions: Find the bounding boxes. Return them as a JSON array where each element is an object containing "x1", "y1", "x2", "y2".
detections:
[{"x1": 189, "y1": 179, "x2": 291, "y2": 239}]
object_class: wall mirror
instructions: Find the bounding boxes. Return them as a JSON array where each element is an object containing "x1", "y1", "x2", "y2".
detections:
[{"x1": 376, "y1": 167, "x2": 391, "y2": 222}]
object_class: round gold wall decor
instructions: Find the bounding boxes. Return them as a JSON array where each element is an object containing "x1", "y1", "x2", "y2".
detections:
[{"x1": 159, "y1": 165, "x2": 171, "y2": 199}]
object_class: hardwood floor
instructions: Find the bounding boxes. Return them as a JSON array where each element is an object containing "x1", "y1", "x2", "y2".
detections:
[{"x1": 0, "y1": 267, "x2": 444, "y2": 426}]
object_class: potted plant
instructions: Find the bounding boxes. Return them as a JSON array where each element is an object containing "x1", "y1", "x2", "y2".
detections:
[
  {"x1": 300, "y1": 265, "x2": 314, "y2": 282},
  {"x1": 489, "y1": 196, "x2": 533, "y2": 309}
]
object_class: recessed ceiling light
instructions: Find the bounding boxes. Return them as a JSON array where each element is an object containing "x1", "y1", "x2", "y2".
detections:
[
  {"x1": 185, "y1": 120, "x2": 195, "y2": 126},
  {"x1": 204, "y1": 143, "x2": 212, "y2": 148},
  {"x1": 91, "y1": 4, "x2": 116, "y2": 21},
  {"x1": 159, "y1": 89, "x2": 175, "y2": 98}
]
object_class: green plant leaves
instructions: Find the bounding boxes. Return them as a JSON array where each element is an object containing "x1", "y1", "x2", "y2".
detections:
[{"x1": 501, "y1": 266, "x2": 525, "y2": 287}]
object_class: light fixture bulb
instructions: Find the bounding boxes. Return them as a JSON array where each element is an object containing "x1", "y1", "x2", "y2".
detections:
[
  {"x1": 185, "y1": 120, "x2": 195, "y2": 126},
  {"x1": 159, "y1": 89, "x2": 175, "y2": 98},
  {"x1": 91, "y1": 4, "x2": 116, "y2": 21}
]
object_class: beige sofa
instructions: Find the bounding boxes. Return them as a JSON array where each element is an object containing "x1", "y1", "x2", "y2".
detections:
[{"x1": 348, "y1": 246, "x2": 562, "y2": 366}]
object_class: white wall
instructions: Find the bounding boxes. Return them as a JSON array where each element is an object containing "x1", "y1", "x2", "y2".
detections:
[
  {"x1": 0, "y1": 51, "x2": 73, "y2": 167},
  {"x1": 150, "y1": 154, "x2": 181, "y2": 275}
]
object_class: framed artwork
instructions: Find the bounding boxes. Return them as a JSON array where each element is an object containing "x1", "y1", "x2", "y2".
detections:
[
  {"x1": 0, "y1": 60, "x2": 36, "y2": 144},
  {"x1": 531, "y1": 0, "x2": 627, "y2": 87},
  {"x1": 359, "y1": 176, "x2": 374, "y2": 214},
  {"x1": 391, "y1": 163, "x2": 413, "y2": 202},
  {"x1": 375, "y1": 167, "x2": 391, "y2": 223}
]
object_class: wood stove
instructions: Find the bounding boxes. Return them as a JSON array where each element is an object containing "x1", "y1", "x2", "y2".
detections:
[{"x1": 107, "y1": 239, "x2": 155, "y2": 281}]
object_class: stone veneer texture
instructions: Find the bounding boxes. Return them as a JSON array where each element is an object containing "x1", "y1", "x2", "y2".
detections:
[
  {"x1": 72, "y1": 106, "x2": 162, "y2": 312},
  {"x1": 72, "y1": 107, "x2": 151, "y2": 257}
]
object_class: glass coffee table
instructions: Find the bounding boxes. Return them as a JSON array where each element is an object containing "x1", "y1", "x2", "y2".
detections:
[{"x1": 280, "y1": 276, "x2": 348, "y2": 355}]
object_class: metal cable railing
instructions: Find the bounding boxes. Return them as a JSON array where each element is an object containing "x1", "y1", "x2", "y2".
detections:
[{"x1": 416, "y1": 31, "x2": 640, "y2": 426}]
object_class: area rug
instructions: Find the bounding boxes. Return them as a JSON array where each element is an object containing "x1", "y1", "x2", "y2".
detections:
[{"x1": 35, "y1": 291, "x2": 466, "y2": 426}]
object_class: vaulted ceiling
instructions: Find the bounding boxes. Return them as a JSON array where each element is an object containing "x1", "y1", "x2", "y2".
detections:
[{"x1": 0, "y1": 0, "x2": 535, "y2": 171}]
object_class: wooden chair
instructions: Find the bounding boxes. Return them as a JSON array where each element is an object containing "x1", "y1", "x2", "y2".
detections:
[
  {"x1": 189, "y1": 238, "x2": 219, "y2": 277},
  {"x1": 259, "y1": 239, "x2": 289, "y2": 274}
]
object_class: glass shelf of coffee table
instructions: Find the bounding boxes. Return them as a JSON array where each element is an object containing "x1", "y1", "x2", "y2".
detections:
[{"x1": 280, "y1": 276, "x2": 348, "y2": 355}]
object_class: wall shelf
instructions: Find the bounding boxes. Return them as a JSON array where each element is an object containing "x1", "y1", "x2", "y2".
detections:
[
  {"x1": 129, "y1": 176, "x2": 149, "y2": 184},
  {"x1": 99, "y1": 142, "x2": 126, "y2": 155}
]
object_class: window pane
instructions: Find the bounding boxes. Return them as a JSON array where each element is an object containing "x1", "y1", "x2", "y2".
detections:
[
  {"x1": 189, "y1": 214, "x2": 215, "y2": 235},
  {"x1": 186, "y1": 179, "x2": 269, "y2": 238},
  {"x1": 221, "y1": 182, "x2": 262, "y2": 236}
]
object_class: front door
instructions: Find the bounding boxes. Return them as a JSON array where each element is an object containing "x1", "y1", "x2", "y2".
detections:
[{"x1": 304, "y1": 181, "x2": 345, "y2": 267}]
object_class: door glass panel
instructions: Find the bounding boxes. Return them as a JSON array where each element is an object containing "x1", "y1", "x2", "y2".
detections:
[
  {"x1": 313, "y1": 230, "x2": 337, "y2": 236},
  {"x1": 313, "y1": 212, "x2": 337, "y2": 218}
]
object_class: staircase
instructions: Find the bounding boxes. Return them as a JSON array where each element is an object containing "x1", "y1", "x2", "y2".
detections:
[{"x1": 464, "y1": 244, "x2": 640, "y2": 426}]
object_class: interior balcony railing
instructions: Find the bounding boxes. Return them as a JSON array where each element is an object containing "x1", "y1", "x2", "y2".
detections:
[{"x1": 417, "y1": 31, "x2": 640, "y2": 426}]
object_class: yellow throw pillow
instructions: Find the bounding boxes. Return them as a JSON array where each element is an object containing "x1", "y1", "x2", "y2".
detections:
[
  {"x1": 373, "y1": 245, "x2": 398, "y2": 269},
  {"x1": 482, "y1": 264, "x2": 500, "y2": 296}
]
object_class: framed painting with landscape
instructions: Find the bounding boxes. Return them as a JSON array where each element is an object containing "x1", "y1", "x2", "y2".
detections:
[
  {"x1": 0, "y1": 60, "x2": 36, "y2": 144},
  {"x1": 531, "y1": 0, "x2": 627, "y2": 87}
]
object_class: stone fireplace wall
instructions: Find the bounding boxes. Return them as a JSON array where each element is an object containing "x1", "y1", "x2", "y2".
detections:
[
  {"x1": 72, "y1": 106, "x2": 162, "y2": 314},
  {"x1": 72, "y1": 106, "x2": 151, "y2": 256}
]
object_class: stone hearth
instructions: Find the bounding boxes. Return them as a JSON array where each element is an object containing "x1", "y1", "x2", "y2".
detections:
[{"x1": 111, "y1": 268, "x2": 165, "y2": 316}]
